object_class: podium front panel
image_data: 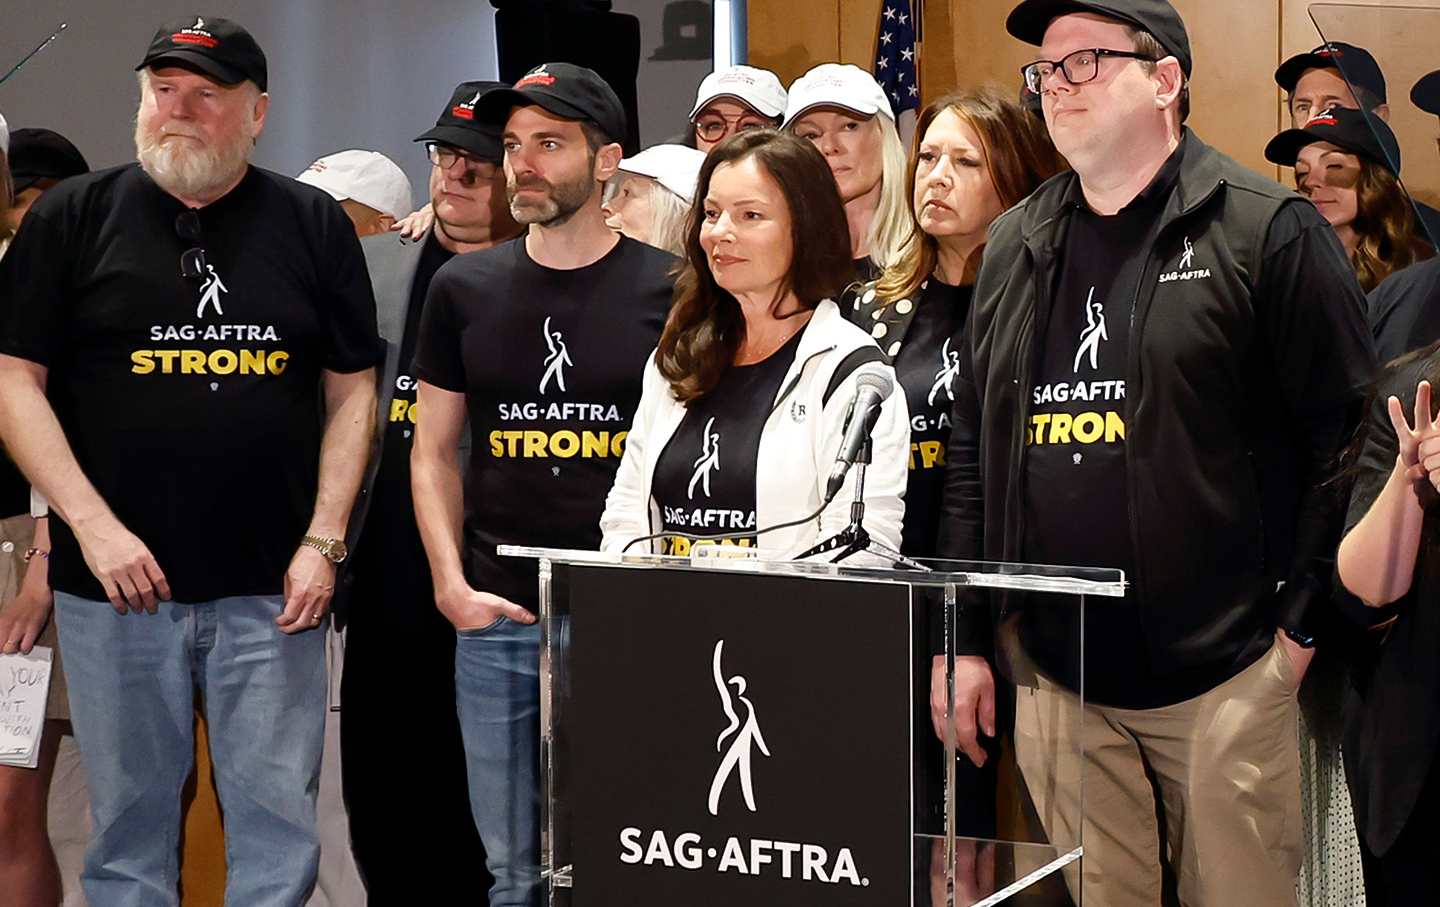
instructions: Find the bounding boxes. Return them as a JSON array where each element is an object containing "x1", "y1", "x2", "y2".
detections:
[
  {"x1": 551, "y1": 564, "x2": 915, "y2": 905},
  {"x1": 505, "y1": 547, "x2": 1113, "y2": 905}
]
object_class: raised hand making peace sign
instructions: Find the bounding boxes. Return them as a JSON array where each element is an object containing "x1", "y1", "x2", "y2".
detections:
[{"x1": 1388, "y1": 380, "x2": 1440, "y2": 489}]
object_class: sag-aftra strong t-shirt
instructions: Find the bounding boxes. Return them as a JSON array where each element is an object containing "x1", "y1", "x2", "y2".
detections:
[
  {"x1": 413, "y1": 235, "x2": 673, "y2": 609},
  {"x1": 0, "y1": 165, "x2": 383, "y2": 603}
]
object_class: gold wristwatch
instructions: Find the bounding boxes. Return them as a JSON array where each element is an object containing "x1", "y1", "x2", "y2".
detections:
[{"x1": 301, "y1": 534, "x2": 349, "y2": 564}]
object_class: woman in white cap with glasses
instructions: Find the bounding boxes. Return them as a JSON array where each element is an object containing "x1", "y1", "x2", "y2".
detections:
[
  {"x1": 685, "y1": 65, "x2": 788, "y2": 153},
  {"x1": 603, "y1": 143, "x2": 705, "y2": 256},
  {"x1": 785, "y1": 63, "x2": 911, "y2": 283}
]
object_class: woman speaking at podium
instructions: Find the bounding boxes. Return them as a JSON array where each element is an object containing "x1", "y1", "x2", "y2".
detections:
[{"x1": 599, "y1": 130, "x2": 909, "y2": 558}]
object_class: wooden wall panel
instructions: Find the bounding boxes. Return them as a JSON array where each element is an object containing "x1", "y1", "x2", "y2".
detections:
[
  {"x1": 1171, "y1": 0, "x2": 1282, "y2": 177},
  {"x1": 747, "y1": 0, "x2": 840, "y2": 87}
]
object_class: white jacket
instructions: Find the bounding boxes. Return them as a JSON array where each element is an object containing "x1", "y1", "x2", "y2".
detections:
[{"x1": 600, "y1": 300, "x2": 909, "y2": 558}]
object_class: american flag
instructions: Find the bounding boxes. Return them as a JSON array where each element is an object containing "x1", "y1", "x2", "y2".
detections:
[{"x1": 874, "y1": 0, "x2": 921, "y2": 142}]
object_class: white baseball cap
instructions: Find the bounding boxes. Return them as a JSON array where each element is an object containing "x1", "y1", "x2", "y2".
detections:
[
  {"x1": 296, "y1": 150, "x2": 412, "y2": 221},
  {"x1": 0, "y1": 112, "x2": 8, "y2": 156},
  {"x1": 619, "y1": 144, "x2": 706, "y2": 203},
  {"x1": 690, "y1": 65, "x2": 788, "y2": 120},
  {"x1": 782, "y1": 63, "x2": 894, "y2": 127}
]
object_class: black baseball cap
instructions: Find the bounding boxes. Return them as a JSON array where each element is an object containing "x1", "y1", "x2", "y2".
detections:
[
  {"x1": 1264, "y1": 106, "x2": 1401, "y2": 176},
  {"x1": 1006, "y1": 0, "x2": 1192, "y2": 77},
  {"x1": 475, "y1": 63, "x2": 627, "y2": 146},
  {"x1": 8, "y1": 128, "x2": 90, "y2": 193},
  {"x1": 414, "y1": 81, "x2": 508, "y2": 162},
  {"x1": 1413, "y1": 69, "x2": 1440, "y2": 116},
  {"x1": 136, "y1": 16, "x2": 267, "y2": 92},
  {"x1": 1275, "y1": 42, "x2": 1386, "y2": 105}
]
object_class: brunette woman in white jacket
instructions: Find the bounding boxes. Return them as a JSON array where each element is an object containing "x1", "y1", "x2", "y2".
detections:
[{"x1": 600, "y1": 130, "x2": 908, "y2": 558}]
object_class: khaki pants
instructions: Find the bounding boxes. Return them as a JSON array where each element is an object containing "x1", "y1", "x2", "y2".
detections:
[{"x1": 1015, "y1": 639, "x2": 1302, "y2": 906}]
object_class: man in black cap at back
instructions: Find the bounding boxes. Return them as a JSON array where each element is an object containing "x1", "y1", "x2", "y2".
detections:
[
  {"x1": 0, "y1": 16, "x2": 382, "y2": 904},
  {"x1": 1277, "y1": 41, "x2": 1390, "y2": 127},
  {"x1": 3, "y1": 128, "x2": 89, "y2": 238},
  {"x1": 937, "y1": 1, "x2": 1373, "y2": 904},
  {"x1": 410, "y1": 62, "x2": 675, "y2": 905},
  {"x1": 336, "y1": 79, "x2": 521, "y2": 899}
]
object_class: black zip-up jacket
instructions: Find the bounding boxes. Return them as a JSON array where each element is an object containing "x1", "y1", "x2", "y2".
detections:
[{"x1": 938, "y1": 131, "x2": 1375, "y2": 699}]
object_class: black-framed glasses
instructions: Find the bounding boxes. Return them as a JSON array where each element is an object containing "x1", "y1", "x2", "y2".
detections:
[
  {"x1": 426, "y1": 142, "x2": 496, "y2": 174},
  {"x1": 1020, "y1": 48, "x2": 1158, "y2": 94},
  {"x1": 175, "y1": 210, "x2": 208, "y2": 281},
  {"x1": 693, "y1": 113, "x2": 770, "y2": 142}
]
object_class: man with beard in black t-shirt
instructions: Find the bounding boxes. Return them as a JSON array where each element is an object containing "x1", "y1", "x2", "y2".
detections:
[
  {"x1": 411, "y1": 64, "x2": 674, "y2": 905},
  {"x1": 336, "y1": 79, "x2": 522, "y2": 899},
  {"x1": 0, "y1": 19, "x2": 381, "y2": 905}
]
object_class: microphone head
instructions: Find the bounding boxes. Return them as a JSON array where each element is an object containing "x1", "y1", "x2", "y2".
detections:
[{"x1": 854, "y1": 369, "x2": 894, "y2": 400}]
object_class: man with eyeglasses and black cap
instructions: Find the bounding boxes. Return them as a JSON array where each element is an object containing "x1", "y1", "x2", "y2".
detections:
[
  {"x1": 335, "y1": 79, "x2": 521, "y2": 899},
  {"x1": 936, "y1": 1, "x2": 1374, "y2": 904},
  {"x1": 0, "y1": 16, "x2": 382, "y2": 904},
  {"x1": 410, "y1": 62, "x2": 674, "y2": 905}
]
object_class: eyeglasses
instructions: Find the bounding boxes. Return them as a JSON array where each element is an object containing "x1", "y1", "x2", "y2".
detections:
[
  {"x1": 426, "y1": 142, "x2": 497, "y2": 174},
  {"x1": 1020, "y1": 48, "x2": 1158, "y2": 94},
  {"x1": 175, "y1": 209, "x2": 208, "y2": 281},
  {"x1": 693, "y1": 114, "x2": 770, "y2": 142}
]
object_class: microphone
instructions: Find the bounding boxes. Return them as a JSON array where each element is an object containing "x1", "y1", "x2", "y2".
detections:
[{"x1": 823, "y1": 370, "x2": 893, "y2": 504}]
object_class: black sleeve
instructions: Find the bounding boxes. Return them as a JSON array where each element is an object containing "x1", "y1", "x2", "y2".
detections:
[
  {"x1": 412, "y1": 263, "x2": 467, "y2": 393},
  {"x1": 1335, "y1": 362, "x2": 1426, "y2": 628},
  {"x1": 0, "y1": 209, "x2": 70, "y2": 365},
  {"x1": 934, "y1": 301, "x2": 992, "y2": 658},
  {"x1": 315, "y1": 201, "x2": 384, "y2": 373},
  {"x1": 1256, "y1": 200, "x2": 1377, "y2": 638}
]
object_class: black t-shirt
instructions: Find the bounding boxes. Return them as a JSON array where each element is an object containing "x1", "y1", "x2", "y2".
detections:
[
  {"x1": 652, "y1": 329, "x2": 804, "y2": 555},
  {"x1": 413, "y1": 235, "x2": 673, "y2": 608},
  {"x1": 1023, "y1": 144, "x2": 1181, "y2": 707},
  {"x1": 893, "y1": 280, "x2": 972, "y2": 557},
  {"x1": 349, "y1": 233, "x2": 455, "y2": 612},
  {"x1": 0, "y1": 164, "x2": 383, "y2": 603}
]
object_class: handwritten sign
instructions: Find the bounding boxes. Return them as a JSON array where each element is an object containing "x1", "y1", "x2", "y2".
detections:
[{"x1": 0, "y1": 646, "x2": 53, "y2": 769}]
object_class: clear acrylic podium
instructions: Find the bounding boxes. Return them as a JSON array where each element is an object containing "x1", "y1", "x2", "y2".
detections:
[{"x1": 500, "y1": 545, "x2": 1124, "y2": 906}]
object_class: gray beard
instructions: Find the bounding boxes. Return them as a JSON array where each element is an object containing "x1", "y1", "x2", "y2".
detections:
[{"x1": 135, "y1": 123, "x2": 251, "y2": 200}]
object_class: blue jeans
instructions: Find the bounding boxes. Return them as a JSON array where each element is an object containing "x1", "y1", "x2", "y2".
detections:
[
  {"x1": 54, "y1": 592, "x2": 326, "y2": 907},
  {"x1": 455, "y1": 617, "x2": 541, "y2": 906}
]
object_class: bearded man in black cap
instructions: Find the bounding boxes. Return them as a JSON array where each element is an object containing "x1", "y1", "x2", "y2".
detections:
[
  {"x1": 937, "y1": 1, "x2": 1374, "y2": 903},
  {"x1": 336, "y1": 79, "x2": 521, "y2": 899},
  {"x1": 0, "y1": 16, "x2": 381, "y2": 905},
  {"x1": 410, "y1": 62, "x2": 674, "y2": 906}
]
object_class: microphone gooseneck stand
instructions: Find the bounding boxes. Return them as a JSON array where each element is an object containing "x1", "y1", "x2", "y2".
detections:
[{"x1": 794, "y1": 437, "x2": 923, "y2": 568}]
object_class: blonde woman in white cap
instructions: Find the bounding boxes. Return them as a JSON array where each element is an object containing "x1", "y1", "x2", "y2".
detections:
[
  {"x1": 602, "y1": 143, "x2": 704, "y2": 256},
  {"x1": 296, "y1": 149, "x2": 413, "y2": 237},
  {"x1": 785, "y1": 63, "x2": 910, "y2": 282},
  {"x1": 686, "y1": 65, "x2": 787, "y2": 152}
]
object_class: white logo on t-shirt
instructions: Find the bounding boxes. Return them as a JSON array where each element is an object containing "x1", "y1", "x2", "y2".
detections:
[
  {"x1": 928, "y1": 336, "x2": 960, "y2": 406},
  {"x1": 196, "y1": 264, "x2": 228, "y2": 318},
  {"x1": 539, "y1": 315, "x2": 573, "y2": 394},
  {"x1": 688, "y1": 416, "x2": 721, "y2": 499},
  {"x1": 1072, "y1": 287, "x2": 1107, "y2": 374}
]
